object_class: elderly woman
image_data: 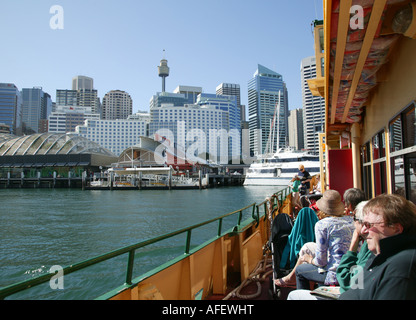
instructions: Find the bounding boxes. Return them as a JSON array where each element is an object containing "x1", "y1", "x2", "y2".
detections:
[
  {"x1": 275, "y1": 190, "x2": 355, "y2": 288},
  {"x1": 287, "y1": 199, "x2": 370, "y2": 300},
  {"x1": 295, "y1": 190, "x2": 355, "y2": 288},
  {"x1": 335, "y1": 200, "x2": 372, "y2": 293}
]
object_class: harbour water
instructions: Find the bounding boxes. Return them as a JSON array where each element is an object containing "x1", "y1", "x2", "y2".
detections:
[{"x1": 1, "y1": 185, "x2": 282, "y2": 299}]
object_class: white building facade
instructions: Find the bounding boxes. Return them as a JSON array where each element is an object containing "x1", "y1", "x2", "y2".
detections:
[
  {"x1": 301, "y1": 56, "x2": 325, "y2": 155},
  {"x1": 75, "y1": 114, "x2": 149, "y2": 156},
  {"x1": 48, "y1": 106, "x2": 100, "y2": 134},
  {"x1": 102, "y1": 90, "x2": 133, "y2": 120}
]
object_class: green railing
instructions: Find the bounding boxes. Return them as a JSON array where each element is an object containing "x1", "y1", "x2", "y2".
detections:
[{"x1": 0, "y1": 187, "x2": 291, "y2": 300}]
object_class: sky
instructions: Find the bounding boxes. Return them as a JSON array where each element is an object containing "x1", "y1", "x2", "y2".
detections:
[{"x1": 0, "y1": 0, "x2": 324, "y2": 113}]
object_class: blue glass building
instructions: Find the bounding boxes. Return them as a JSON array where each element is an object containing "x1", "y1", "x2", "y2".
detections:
[
  {"x1": 0, "y1": 83, "x2": 22, "y2": 135},
  {"x1": 248, "y1": 65, "x2": 289, "y2": 155},
  {"x1": 21, "y1": 87, "x2": 52, "y2": 134}
]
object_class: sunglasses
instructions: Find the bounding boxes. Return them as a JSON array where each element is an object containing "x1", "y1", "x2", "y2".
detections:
[
  {"x1": 353, "y1": 217, "x2": 362, "y2": 223},
  {"x1": 361, "y1": 221, "x2": 385, "y2": 229}
]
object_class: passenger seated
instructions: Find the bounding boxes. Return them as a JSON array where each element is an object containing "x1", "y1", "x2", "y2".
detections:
[
  {"x1": 275, "y1": 190, "x2": 354, "y2": 288},
  {"x1": 311, "y1": 174, "x2": 321, "y2": 194},
  {"x1": 287, "y1": 200, "x2": 371, "y2": 299},
  {"x1": 289, "y1": 175, "x2": 301, "y2": 215},
  {"x1": 343, "y1": 188, "x2": 366, "y2": 216},
  {"x1": 274, "y1": 206, "x2": 319, "y2": 285},
  {"x1": 340, "y1": 194, "x2": 416, "y2": 300}
]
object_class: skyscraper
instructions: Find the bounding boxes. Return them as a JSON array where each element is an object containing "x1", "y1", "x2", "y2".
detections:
[
  {"x1": 288, "y1": 108, "x2": 304, "y2": 151},
  {"x1": 0, "y1": 83, "x2": 22, "y2": 135},
  {"x1": 102, "y1": 90, "x2": 133, "y2": 120},
  {"x1": 216, "y1": 83, "x2": 245, "y2": 121},
  {"x1": 56, "y1": 89, "x2": 77, "y2": 107},
  {"x1": 248, "y1": 65, "x2": 289, "y2": 155},
  {"x1": 72, "y1": 76, "x2": 94, "y2": 91},
  {"x1": 301, "y1": 56, "x2": 325, "y2": 155},
  {"x1": 21, "y1": 87, "x2": 52, "y2": 134},
  {"x1": 57, "y1": 75, "x2": 101, "y2": 116},
  {"x1": 173, "y1": 86, "x2": 202, "y2": 104}
]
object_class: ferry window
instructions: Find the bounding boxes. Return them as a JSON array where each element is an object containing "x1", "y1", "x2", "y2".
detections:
[
  {"x1": 389, "y1": 102, "x2": 416, "y2": 204},
  {"x1": 372, "y1": 131, "x2": 385, "y2": 159},
  {"x1": 407, "y1": 156, "x2": 416, "y2": 204},
  {"x1": 389, "y1": 115, "x2": 403, "y2": 152},
  {"x1": 372, "y1": 130, "x2": 387, "y2": 196},
  {"x1": 404, "y1": 103, "x2": 416, "y2": 148},
  {"x1": 391, "y1": 155, "x2": 405, "y2": 197},
  {"x1": 361, "y1": 142, "x2": 372, "y2": 200},
  {"x1": 361, "y1": 143, "x2": 370, "y2": 163}
]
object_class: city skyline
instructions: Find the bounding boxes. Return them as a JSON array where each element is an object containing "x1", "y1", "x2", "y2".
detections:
[{"x1": 0, "y1": 1, "x2": 323, "y2": 113}]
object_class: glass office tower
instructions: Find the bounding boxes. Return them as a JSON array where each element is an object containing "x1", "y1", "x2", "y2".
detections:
[
  {"x1": 248, "y1": 65, "x2": 289, "y2": 155},
  {"x1": 21, "y1": 87, "x2": 52, "y2": 134},
  {"x1": 0, "y1": 83, "x2": 22, "y2": 135}
]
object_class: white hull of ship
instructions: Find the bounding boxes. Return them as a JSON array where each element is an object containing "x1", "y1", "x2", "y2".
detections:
[{"x1": 243, "y1": 176, "x2": 292, "y2": 186}]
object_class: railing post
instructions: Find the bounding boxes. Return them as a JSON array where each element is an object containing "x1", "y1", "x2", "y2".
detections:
[
  {"x1": 238, "y1": 210, "x2": 243, "y2": 226},
  {"x1": 217, "y1": 218, "x2": 223, "y2": 237},
  {"x1": 185, "y1": 230, "x2": 192, "y2": 254},
  {"x1": 125, "y1": 250, "x2": 135, "y2": 285},
  {"x1": 252, "y1": 204, "x2": 259, "y2": 227},
  {"x1": 263, "y1": 202, "x2": 268, "y2": 220}
]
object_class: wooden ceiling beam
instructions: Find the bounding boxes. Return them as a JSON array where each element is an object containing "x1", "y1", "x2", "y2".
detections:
[
  {"x1": 341, "y1": 0, "x2": 387, "y2": 123},
  {"x1": 330, "y1": 0, "x2": 352, "y2": 125}
]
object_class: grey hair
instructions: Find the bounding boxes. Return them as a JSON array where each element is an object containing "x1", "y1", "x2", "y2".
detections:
[{"x1": 354, "y1": 200, "x2": 369, "y2": 221}]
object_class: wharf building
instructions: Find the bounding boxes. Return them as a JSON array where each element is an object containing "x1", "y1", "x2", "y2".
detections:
[
  {"x1": 301, "y1": 56, "x2": 325, "y2": 155},
  {"x1": 248, "y1": 65, "x2": 289, "y2": 155},
  {"x1": 0, "y1": 83, "x2": 22, "y2": 135},
  {"x1": 0, "y1": 132, "x2": 117, "y2": 189}
]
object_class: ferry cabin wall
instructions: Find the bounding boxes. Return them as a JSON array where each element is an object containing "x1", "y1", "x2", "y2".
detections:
[
  {"x1": 361, "y1": 37, "x2": 416, "y2": 143},
  {"x1": 359, "y1": 36, "x2": 416, "y2": 198}
]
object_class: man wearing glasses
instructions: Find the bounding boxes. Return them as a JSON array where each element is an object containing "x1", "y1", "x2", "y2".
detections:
[{"x1": 340, "y1": 194, "x2": 416, "y2": 300}]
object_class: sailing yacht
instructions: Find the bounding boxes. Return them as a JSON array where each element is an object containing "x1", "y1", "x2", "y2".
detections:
[{"x1": 244, "y1": 91, "x2": 320, "y2": 186}]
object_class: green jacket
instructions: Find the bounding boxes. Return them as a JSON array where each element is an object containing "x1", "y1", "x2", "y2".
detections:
[
  {"x1": 340, "y1": 234, "x2": 416, "y2": 300},
  {"x1": 336, "y1": 241, "x2": 372, "y2": 293},
  {"x1": 291, "y1": 180, "x2": 301, "y2": 193}
]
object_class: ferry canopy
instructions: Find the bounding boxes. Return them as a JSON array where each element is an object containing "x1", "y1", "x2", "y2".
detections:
[{"x1": 310, "y1": 0, "x2": 416, "y2": 149}]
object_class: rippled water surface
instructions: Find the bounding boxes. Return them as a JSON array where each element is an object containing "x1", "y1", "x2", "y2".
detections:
[{"x1": 0, "y1": 186, "x2": 282, "y2": 299}]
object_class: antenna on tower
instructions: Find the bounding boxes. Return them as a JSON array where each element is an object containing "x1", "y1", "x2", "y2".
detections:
[{"x1": 158, "y1": 50, "x2": 169, "y2": 93}]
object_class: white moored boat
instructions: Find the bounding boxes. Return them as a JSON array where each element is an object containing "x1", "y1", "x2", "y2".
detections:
[{"x1": 243, "y1": 148, "x2": 320, "y2": 186}]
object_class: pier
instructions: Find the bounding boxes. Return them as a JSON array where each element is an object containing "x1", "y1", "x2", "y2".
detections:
[{"x1": 0, "y1": 170, "x2": 246, "y2": 190}]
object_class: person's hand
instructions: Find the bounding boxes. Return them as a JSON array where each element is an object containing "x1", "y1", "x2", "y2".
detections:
[
  {"x1": 300, "y1": 254, "x2": 314, "y2": 264},
  {"x1": 349, "y1": 229, "x2": 363, "y2": 252}
]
